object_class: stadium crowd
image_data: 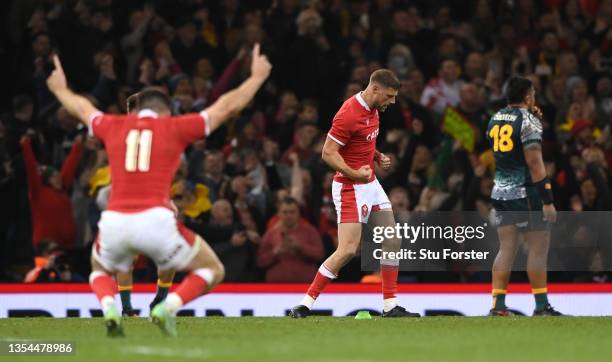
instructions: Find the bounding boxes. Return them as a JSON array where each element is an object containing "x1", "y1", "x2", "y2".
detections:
[{"x1": 1, "y1": 0, "x2": 611, "y2": 283}]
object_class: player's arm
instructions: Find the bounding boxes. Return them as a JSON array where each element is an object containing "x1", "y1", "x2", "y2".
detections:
[
  {"x1": 522, "y1": 111, "x2": 556, "y2": 222},
  {"x1": 46, "y1": 55, "x2": 100, "y2": 127},
  {"x1": 20, "y1": 135, "x2": 43, "y2": 196},
  {"x1": 203, "y1": 43, "x2": 271, "y2": 134},
  {"x1": 59, "y1": 135, "x2": 83, "y2": 189},
  {"x1": 322, "y1": 137, "x2": 371, "y2": 182}
]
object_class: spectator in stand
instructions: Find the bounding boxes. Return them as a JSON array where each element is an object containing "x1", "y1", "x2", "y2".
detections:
[
  {"x1": 594, "y1": 75, "x2": 612, "y2": 130},
  {"x1": 24, "y1": 240, "x2": 85, "y2": 283},
  {"x1": 575, "y1": 147, "x2": 612, "y2": 211},
  {"x1": 268, "y1": 91, "x2": 300, "y2": 152},
  {"x1": 200, "y1": 199, "x2": 261, "y2": 282},
  {"x1": 284, "y1": 8, "x2": 333, "y2": 99},
  {"x1": 171, "y1": 19, "x2": 216, "y2": 75},
  {"x1": 257, "y1": 197, "x2": 324, "y2": 282},
  {"x1": 200, "y1": 150, "x2": 231, "y2": 202},
  {"x1": 20, "y1": 132, "x2": 83, "y2": 251},
  {"x1": 464, "y1": 52, "x2": 487, "y2": 82},
  {"x1": 282, "y1": 118, "x2": 320, "y2": 166},
  {"x1": 121, "y1": 6, "x2": 155, "y2": 84},
  {"x1": 228, "y1": 174, "x2": 265, "y2": 233},
  {"x1": 420, "y1": 59, "x2": 463, "y2": 117},
  {"x1": 556, "y1": 77, "x2": 596, "y2": 130},
  {"x1": 172, "y1": 178, "x2": 212, "y2": 228},
  {"x1": 456, "y1": 82, "x2": 489, "y2": 151},
  {"x1": 389, "y1": 186, "x2": 411, "y2": 223}
]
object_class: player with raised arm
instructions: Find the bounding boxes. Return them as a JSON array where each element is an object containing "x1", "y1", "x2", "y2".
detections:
[
  {"x1": 46, "y1": 44, "x2": 272, "y2": 336},
  {"x1": 113, "y1": 95, "x2": 176, "y2": 317},
  {"x1": 289, "y1": 70, "x2": 420, "y2": 318},
  {"x1": 486, "y1": 76, "x2": 563, "y2": 316}
]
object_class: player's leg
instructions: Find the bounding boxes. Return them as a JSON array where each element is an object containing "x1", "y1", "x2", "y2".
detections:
[
  {"x1": 490, "y1": 224, "x2": 519, "y2": 315},
  {"x1": 290, "y1": 181, "x2": 363, "y2": 318},
  {"x1": 290, "y1": 222, "x2": 362, "y2": 317},
  {"x1": 90, "y1": 218, "x2": 135, "y2": 337},
  {"x1": 131, "y1": 209, "x2": 219, "y2": 336},
  {"x1": 116, "y1": 268, "x2": 135, "y2": 316},
  {"x1": 150, "y1": 235, "x2": 224, "y2": 336},
  {"x1": 89, "y1": 253, "x2": 124, "y2": 337},
  {"x1": 368, "y1": 209, "x2": 419, "y2": 317},
  {"x1": 162, "y1": 237, "x2": 224, "y2": 312},
  {"x1": 149, "y1": 268, "x2": 175, "y2": 311},
  {"x1": 525, "y1": 229, "x2": 563, "y2": 315}
]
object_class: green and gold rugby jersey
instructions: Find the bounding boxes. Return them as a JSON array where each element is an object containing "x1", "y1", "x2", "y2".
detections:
[{"x1": 486, "y1": 106, "x2": 542, "y2": 200}]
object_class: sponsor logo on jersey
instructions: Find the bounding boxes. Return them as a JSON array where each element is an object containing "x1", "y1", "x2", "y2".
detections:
[
  {"x1": 366, "y1": 128, "x2": 379, "y2": 141},
  {"x1": 492, "y1": 114, "x2": 517, "y2": 122}
]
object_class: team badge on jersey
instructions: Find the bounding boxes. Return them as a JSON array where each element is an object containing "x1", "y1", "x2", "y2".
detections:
[{"x1": 361, "y1": 204, "x2": 369, "y2": 218}]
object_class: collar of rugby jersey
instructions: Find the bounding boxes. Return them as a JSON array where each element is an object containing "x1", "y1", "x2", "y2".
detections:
[
  {"x1": 355, "y1": 92, "x2": 371, "y2": 112},
  {"x1": 137, "y1": 109, "x2": 159, "y2": 118}
]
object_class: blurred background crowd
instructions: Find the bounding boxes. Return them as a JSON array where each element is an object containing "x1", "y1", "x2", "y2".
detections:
[{"x1": 1, "y1": 0, "x2": 611, "y2": 284}]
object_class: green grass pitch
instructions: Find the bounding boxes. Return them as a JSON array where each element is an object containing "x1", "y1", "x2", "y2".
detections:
[{"x1": 2, "y1": 317, "x2": 612, "y2": 362}]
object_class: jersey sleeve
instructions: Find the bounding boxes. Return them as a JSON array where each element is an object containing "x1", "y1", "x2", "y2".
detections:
[
  {"x1": 327, "y1": 112, "x2": 353, "y2": 146},
  {"x1": 173, "y1": 111, "x2": 210, "y2": 145},
  {"x1": 89, "y1": 112, "x2": 119, "y2": 141},
  {"x1": 520, "y1": 111, "x2": 543, "y2": 147}
]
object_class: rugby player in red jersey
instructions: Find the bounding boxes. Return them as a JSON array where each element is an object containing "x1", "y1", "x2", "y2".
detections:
[
  {"x1": 46, "y1": 44, "x2": 271, "y2": 336},
  {"x1": 290, "y1": 70, "x2": 420, "y2": 318}
]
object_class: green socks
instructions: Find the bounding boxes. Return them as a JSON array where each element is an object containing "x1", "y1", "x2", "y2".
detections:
[
  {"x1": 492, "y1": 289, "x2": 507, "y2": 310},
  {"x1": 118, "y1": 285, "x2": 133, "y2": 311},
  {"x1": 533, "y1": 288, "x2": 549, "y2": 311},
  {"x1": 156, "y1": 285, "x2": 170, "y2": 301}
]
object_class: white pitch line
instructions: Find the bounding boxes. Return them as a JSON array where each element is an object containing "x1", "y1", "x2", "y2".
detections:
[{"x1": 121, "y1": 345, "x2": 211, "y2": 359}]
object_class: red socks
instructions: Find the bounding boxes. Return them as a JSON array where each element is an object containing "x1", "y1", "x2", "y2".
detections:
[
  {"x1": 306, "y1": 265, "x2": 337, "y2": 299},
  {"x1": 306, "y1": 272, "x2": 332, "y2": 299},
  {"x1": 89, "y1": 271, "x2": 117, "y2": 302},
  {"x1": 381, "y1": 264, "x2": 399, "y2": 300},
  {"x1": 173, "y1": 271, "x2": 210, "y2": 305}
]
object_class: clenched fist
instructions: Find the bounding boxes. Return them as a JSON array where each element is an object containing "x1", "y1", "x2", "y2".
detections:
[{"x1": 353, "y1": 165, "x2": 372, "y2": 183}]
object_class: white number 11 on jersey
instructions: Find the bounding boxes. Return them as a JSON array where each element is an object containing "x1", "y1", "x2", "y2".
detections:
[{"x1": 125, "y1": 129, "x2": 152, "y2": 172}]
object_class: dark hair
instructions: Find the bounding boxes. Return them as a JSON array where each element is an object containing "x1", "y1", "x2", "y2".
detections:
[
  {"x1": 205, "y1": 149, "x2": 224, "y2": 157},
  {"x1": 41, "y1": 165, "x2": 58, "y2": 186},
  {"x1": 126, "y1": 93, "x2": 139, "y2": 113},
  {"x1": 37, "y1": 240, "x2": 58, "y2": 256},
  {"x1": 12, "y1": 95, "x2": 33, "y2": 112},
  {"x1": 370, "y1": 69, "x2": 400, "y2": 90},
  {"x1": 281, "y1": 196, "x2": 300, "y2": 207},
  {"x1": 301, "y1": 98, "x2": 318, "y2": 111},
  {"x1": 539, "y1": 28, "x2": 557, "y2": 42},
  {"x1": 505, "y1": 76, "x2": 533, "y2": 104},
  {"x1": 134, "y1": 87, "x2": 172, "y2": 113},
  {"x1": 438, "y1": 58, "x2": 458, "y2": 71}
]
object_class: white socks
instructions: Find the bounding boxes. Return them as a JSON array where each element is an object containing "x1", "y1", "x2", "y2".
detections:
[
  {"x1": 165, "y1": 293, "x2": 184, "y2": 315},
  {"x1": 383, "y1": 297, "x2": 398, "y2": 313},
  {"x1": 300, "y1": 295, "x2": 316, "y2": 309},
  {"x1": 101, "y1": 296, "x2": 115, "y2": 314},
  {"x1": 318, "y1": 264, "x2": 337, "y2": 279}
]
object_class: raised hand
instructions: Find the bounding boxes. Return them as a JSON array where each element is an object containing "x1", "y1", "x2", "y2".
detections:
[
  {"x1": 250, "y1": 43, "x2": 272, "y2": 81},
  {"x1": 531, "y1": 105, "x2": 543, "y2": 120},
  {"x1": 46, "y1": 54, "x2": 67, "y2": 93}
]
